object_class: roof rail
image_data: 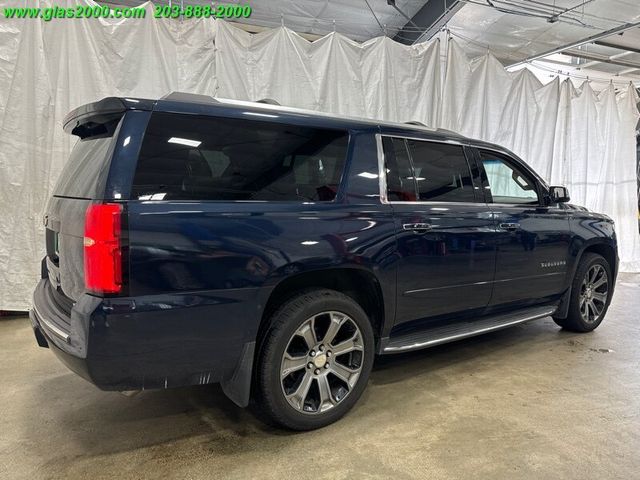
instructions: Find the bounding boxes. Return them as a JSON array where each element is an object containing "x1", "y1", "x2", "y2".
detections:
[
  {"x1": 161, "y1": 92, "x2": 219, "y2": 104},
  {"x1": 256, "y1": 98, "x2": 281, "y2": 105},
  {"x1": 436, "y1": 128, "x2": 459, "y2": 135},
  {"x1": 405, "y1": 121, "x2": 460, "y2": 136}
]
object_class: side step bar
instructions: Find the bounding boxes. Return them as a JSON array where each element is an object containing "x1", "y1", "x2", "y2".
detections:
[{"x1": 383, "y1": 306, "x2": 557, "y2": 354}]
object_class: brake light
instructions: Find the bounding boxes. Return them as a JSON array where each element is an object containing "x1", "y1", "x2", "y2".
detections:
[{"x1": 84, "y1": 203, "x2": 122, "y2": 294}]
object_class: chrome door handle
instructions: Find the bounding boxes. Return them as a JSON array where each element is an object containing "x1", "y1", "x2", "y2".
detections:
[
  {"x1": 403, "y1": 223, "x2": 432, "y2": 232},
  {"x1": 499, "y1": 222, "x2": 521, "y2": 231}
]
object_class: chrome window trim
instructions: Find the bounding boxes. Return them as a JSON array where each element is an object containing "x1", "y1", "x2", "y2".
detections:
[
  {"x1": 375, "y1": 133, "x2": 482, "y2": 206},
  {"x1": 377, "y1": 201, "x2": 488, "y2": 207},
  {"x1": 488, "y1": 202, "x2": 542, "y2": 208},
  {"x1": 375, "y1": 133, "x2": 388, "y2": 204},
  {"x1": 378, "y1": 132, "x2": 467, "y2": 147}
]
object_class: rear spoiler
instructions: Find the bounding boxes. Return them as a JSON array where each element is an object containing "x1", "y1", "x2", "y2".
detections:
[{"x1": 63, "y1": 96, "x2": 155, "y2": 138}]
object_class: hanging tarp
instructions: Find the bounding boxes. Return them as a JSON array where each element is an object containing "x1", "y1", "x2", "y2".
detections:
[{"x1": 0, "y1": 0, "x2": 638, "y2": 310}]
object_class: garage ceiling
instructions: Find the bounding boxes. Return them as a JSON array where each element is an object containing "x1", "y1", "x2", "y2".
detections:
[
  {"x1": 445, "y1": 1, "x2": 640, "y2": 83},
  {"x1": 103, "y1": 0, "x2": 427, "y2": 42},
  {"x1": 105, "y1": 0, "x2": 640, "y2": 83}
]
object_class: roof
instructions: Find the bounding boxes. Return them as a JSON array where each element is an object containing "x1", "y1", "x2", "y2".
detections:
[
  {"x1": 157, "y1": 92, "x2": 465, "y2": 138},
  {"x1": 63, "y1": 91, "x2": 530, "y2": 180},
  {"x1": 64, "y1": 91, "x2": 469, "y2": 143}
]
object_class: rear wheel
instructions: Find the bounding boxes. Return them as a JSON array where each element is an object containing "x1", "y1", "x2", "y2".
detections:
[
  {"x1": 254, "y1": 289, "x2": 374, "y2": 430},
  {"x1": 554, "y1": 253, "x2": 612, "y2": 332}
]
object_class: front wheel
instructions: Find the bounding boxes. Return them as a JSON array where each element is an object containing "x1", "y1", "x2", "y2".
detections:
[
  {"x1": 554, "y1": 253, "x2": 612, "y2": 332},
  {"x1": 254, "y1": 289, "x2": 375, "y2": 430}
]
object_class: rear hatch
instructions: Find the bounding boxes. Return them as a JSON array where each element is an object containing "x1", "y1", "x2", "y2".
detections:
[{"x1": 43, "y1": 103, "x2": 127, "y2": 308}]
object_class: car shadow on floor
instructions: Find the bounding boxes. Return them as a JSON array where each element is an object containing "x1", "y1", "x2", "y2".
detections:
[
  {"x1": 370, "y1": 318, "x2": 563, "y2": 385},
  {"x1": 25, "y1": 317, "x2": 578, "y2": 459}
]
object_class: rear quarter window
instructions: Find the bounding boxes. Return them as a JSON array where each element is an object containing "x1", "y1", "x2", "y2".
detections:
[{"x1": 131, "y1": 113, "x2": 349, "y2": 202}]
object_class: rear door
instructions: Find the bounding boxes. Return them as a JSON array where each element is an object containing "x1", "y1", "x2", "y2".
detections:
[
  {"x1": 44, "y1": 137, "x2": 111, "y2": 302},
  {"x1": 380, "y1": 135, "x2": 496, "y2": 327},
  {"x1": 474, "y1": 148, "x2": 571, "y2": 307},
  {"x1": 44, "y1": 117, "x2": 122, "y2": 302}
]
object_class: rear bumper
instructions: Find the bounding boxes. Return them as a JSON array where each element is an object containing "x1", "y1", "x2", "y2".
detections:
[
  {"x1": 30, "y1": 278, "x2": 93, "y2": 357},
  {"x1": 31, "y1": 278, "x2": 260, "y2": 392},
  {"x1": 30, "y1": 309, "x2": 94, "y2": 383}
]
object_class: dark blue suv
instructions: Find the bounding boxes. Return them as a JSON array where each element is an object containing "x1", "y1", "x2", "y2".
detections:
[{"x1": 31, "y1": 93, "x2": 618, "y2": 430}]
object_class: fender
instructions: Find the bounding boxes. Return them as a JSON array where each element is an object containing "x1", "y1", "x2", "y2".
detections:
[
  {"x1": 554, "y1": 237, "x2": 618, "y2": 320},
  {"x1": 221, "y1": 264, "x2": 394, "y2": 407}
]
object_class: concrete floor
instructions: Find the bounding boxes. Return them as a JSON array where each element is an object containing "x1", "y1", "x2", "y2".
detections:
[{"x1": 1, "y1": 275, "x2": 639, "y2": 480}]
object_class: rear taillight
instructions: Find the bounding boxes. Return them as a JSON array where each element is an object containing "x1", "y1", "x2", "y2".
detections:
[{"x1": 84, "y1": 203, "x2": 122, "y2": 294}]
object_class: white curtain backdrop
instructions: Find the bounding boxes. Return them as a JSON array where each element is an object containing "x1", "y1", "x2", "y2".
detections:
[{"x1": 0, "y1": 0, "x2": 638, "y2": 310}]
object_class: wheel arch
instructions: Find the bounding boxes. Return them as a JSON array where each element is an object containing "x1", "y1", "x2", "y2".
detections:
[
  {"x1": 555, "y1": 240, "x2": 618, "y2": 320},
  {"x1": 222, "y1": 267, "x2": 392, "y2": 410},
  {"x1": 579, "y1": 242, "x2": 618, "y2": 280},
  {"x1": 258, "y1": 267, "x2": 388, "y2": 345},
  {"x1": 218, "y1": 267, "x2": 388, "y2": 409}
]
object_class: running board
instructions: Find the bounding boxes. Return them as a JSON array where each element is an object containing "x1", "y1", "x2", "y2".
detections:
[{"x1": 383, "y1": 306, "x2": 557, "y2": 354}]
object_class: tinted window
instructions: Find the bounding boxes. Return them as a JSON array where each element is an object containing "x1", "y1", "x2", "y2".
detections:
[
  {"x1": 480, "y1": 151, "x2": 539, "y2": 204},
  {"x1": 383, "y1": 137, "x2": 475, "y2": 202},
  {"x1": 383, "y1": 137, "x2": 416, "y2": 201},
  {"x1": 406, "y1": 140, "x2": 475, "y2": 202},
  {"x1": 54, "y1": 136, "x2": 114, "y2": 199},
  {"x1": 132, "y1": 113, "x2": 349, "y2": 201},
  {"x1": 383, "y1": 137, "x2": 475, "y2": 203}
]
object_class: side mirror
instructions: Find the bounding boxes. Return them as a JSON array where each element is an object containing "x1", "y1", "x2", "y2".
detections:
[{"x1": 549, "y1": 185, "x2": 570, "y2": 204}]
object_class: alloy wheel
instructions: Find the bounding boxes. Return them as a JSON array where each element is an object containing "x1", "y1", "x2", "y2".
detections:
[
  {"x1": 579, "y1": 264, "x2": 609, "y2": 324},
  {"x1": 280, "y1": 311, "x2": 364, "y2": 414}
]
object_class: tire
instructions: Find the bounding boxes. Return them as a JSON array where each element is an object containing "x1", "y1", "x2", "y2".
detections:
[
  {"x1": 553, "y1": 253, "x2": 612, "y2": 332},
  {"x1": 253, "y1": 289, "x2": 375, "y2": 430}
]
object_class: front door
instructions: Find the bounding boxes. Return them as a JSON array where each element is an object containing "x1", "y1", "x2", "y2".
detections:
[
  {"x1": 381, "y1": 135, "x2": 496, "y2": 327},
  {"x1": 475, "y1": 148, "x2": 571, "y2": 308}
]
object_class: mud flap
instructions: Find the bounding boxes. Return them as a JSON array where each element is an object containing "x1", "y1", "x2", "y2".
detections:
[
  {"x1": 220, "y1": 341, "x2": 255, "y2": 408},
  {"x1": 554, "y1": 287, "x2": 571, "y2": 319}
]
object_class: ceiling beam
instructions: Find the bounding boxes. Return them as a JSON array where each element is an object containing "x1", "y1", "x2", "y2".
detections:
[
  {"x1": 580, "y1": 50, "x2": 635, "y2": 69},
  {"x1": 392, "y1": 0, "x2": 464, "y2": 45},
  {"x1": 618, "y1": 67, "x2": 640, "y2": 75},
  {"x1": 593, "y1": 40, "x2": 640, "y2": 55},
  {"x1": 561, "y1": 49, "x2": 640, "y2": 70},
  {"x1": 508, "y1": 21, "x2": 640, "y2": 67}
]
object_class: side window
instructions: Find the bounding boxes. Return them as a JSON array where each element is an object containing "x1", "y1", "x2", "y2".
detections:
[
  {"x1": 131, "y1": 113, "x2": 349, "y2": 202},
  {"x1": 406, "y1": 140, "x2": 475, "y2": 203},
  {"x1": 382, "y1": 137, "x2": 416, "y2": 201},
  {"x1": 479, "y1": 151, "x2": 539, "y2": 204}
]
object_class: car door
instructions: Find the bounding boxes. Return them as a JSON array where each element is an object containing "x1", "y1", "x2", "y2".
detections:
[
  {"x1": 474, "y1": 148, "x2": 571, "y2": 308},
  {"x1": 379, "y1": 134, "x2": 497, "y2": 327}
]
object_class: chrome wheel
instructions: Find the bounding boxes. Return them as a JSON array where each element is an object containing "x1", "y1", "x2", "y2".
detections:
[
  {"x1": 280, "y1": 311, "x2": 364, "y2": 414},
  {"x1": 579, "y1": 264, "x2": 609, "y2": 324}
]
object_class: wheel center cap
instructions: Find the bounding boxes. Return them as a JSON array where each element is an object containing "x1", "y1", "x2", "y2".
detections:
[{"x1": 313, "y1": 353, "x2": 327, "y2": 368}]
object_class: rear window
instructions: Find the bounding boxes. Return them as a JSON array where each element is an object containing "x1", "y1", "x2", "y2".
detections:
[
  {"x1": 54, "y1": 136, "x2": 114, "y2": 199},
  {"x1": 131, "y1": 113, "x2": 349, "y2": 202}
]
